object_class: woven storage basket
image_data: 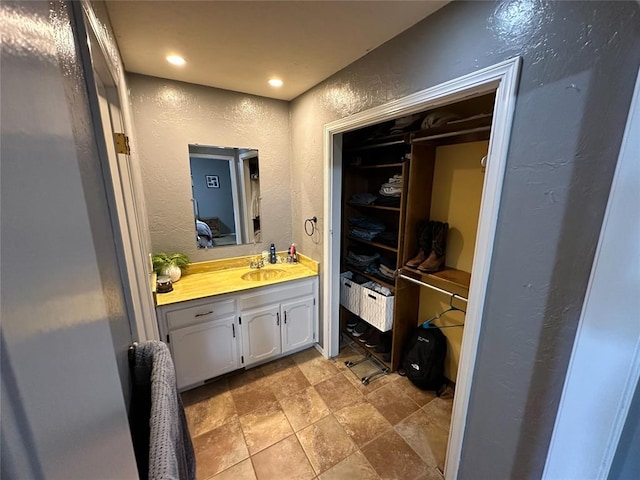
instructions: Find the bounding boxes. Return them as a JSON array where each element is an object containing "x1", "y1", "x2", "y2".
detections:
[
  {"x1": 359, "y1": 282, "x2": 394, "y2": 332},
  {"x1": 340, "y1": 274, "x2": 362, "y2": 316}
]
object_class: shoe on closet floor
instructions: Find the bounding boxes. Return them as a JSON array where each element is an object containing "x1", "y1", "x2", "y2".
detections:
[
  {"x1": 358, "y1": 327, "x2": 375, "y2": 343},
  {"x1": 365, "y1": 329, "x2": 382, "y2": 348},
  {"x1": 346, "y1": 318, "x2": 358, "y2": 332},
  {"x1": 352, "y1": 321, "x2": 368, "y2": 337},
  {"x1": 374, "y1": 333, "x2": 392, "y2": 353}
]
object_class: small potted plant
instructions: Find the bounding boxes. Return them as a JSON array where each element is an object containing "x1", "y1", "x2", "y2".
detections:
[{"x1": 152, "y1": 252, "x2": 190, "y2": 283}]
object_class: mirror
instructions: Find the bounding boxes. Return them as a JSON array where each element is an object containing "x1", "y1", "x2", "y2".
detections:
[{"x1": 189, "y1": 144, "x2": 261, "y2": 248}]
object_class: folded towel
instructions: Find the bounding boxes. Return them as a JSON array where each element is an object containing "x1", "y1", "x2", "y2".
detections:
[{"x1": 131, "y1": 341, "x2": 196, "y2": 480}]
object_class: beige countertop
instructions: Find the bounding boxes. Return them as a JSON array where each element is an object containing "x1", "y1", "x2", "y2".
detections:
[{"x1": 155, "y1": 252, "x2": 319, "y2": 306}]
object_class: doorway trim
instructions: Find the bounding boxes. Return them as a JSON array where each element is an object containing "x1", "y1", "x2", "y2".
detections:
[{"x1": 322, "y1": 57, "x2": 521, "y2": 479}]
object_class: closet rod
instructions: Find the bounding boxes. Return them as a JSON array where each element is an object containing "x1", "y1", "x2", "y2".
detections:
[
  {"x1": 411, "y1": 126, "x2": 491, "y2": 144},
  {"x1": 398, "y1": 273, "x2": 468, "y2": 303}
]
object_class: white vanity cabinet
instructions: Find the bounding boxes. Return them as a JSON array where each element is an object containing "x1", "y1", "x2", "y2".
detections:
[
  {"x1": 158, "y1": 296, "x2": 240, "y2": 390},
  {"x1": 239, "y1": 278, "x2": 318, "y2": 367},
  {"x1": 156, "y1": 276, "x2": 318, "y2": 390}
]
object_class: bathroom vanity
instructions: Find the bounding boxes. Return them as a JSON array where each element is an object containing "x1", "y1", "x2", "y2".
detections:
[{"x1": 155, "y1": 254, "x2": 319, "y2": 390}]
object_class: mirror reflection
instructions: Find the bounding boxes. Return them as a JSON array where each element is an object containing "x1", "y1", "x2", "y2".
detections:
[{"x1": 189, "y1": 144, "x2": 261, "y2": 248}]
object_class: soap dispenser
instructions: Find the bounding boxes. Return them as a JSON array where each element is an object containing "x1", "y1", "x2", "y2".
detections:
[{"x1": 269, "y1": 243, "x2": 276, "y2": 264}]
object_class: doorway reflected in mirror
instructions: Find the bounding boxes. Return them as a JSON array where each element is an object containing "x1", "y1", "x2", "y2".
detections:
[{"x1": 189, "y1": 144, "x2": 261, "y2": 248}]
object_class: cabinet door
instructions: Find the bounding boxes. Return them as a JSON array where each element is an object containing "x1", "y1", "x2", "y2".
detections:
[
  {"x1": 281, "y1": 296, "x2": 315, "y2": 354},
  {"x1": 170, "y1": 316, "x2": 239, "y2": 390},
  {"x1": 241, "y1": 305, "x2": 281, "y2": 366}
]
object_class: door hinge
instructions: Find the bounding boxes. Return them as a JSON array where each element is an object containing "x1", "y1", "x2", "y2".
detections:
[
  {"x1": 241, "y1": 355, "x2": 244, "y2": 364},
  {"x1": 114, "y1": 132, "x2": 130, "y2": 154},
  {"x1": 313, "y1": 332, "x2": 315, "y2": 340},
  {"x1": 232, "y1": 324, "x2": 235, "y2": 338},
  {"x1": 238, "y1": 316, "x2": 242, "y2": 325},
  {"x1": 166, "y1": 334, "x2": 170, "y2": 344}
]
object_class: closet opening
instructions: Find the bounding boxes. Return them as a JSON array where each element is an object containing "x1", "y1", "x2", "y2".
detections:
[{"x1": 322, "y1": 57, "x2": 520, "y2": 478}]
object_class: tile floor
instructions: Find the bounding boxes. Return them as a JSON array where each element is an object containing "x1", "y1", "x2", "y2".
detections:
[{"x1": 182, "y1": 345, "x2": 453, "y2": 480}]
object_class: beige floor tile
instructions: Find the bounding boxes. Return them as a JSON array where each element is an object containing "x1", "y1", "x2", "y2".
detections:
[
  {"x1": 361, "y1": 429, "x2": 429, "y2": 480},
  {"x1": 230, "y1": 377, "x2": 277, "y2": 416},
  {"x1": 267, "y1": 365, "x2": 311, "y2": 401},
  {"x1": 185, "y1": 390, "x2": 237, "y2": 437},
  {"x1": 395, "y1": 376, "x2": 438, "y2": 407},
  {"x1": 333, "y1": 402, "x2": 391, "y2": 447},
  {"x1": 182, "y1": 378, "x2": 229, "y2": 406},
  {"x1": 297, "y1": 415, "x2": 357, "y2": 474},
  {"x1": 193, "y1": 416, "x2": 249, "y2": 479},
  {"x1": 258, "y1": 355, "x2": 297, "y2": 377},
  {"x1": 318, "y1": 451, "x2": 380, "y2": 480},
  {"x1": 315, "y1": 373, "x2": 364, "y2": 412},
  {"x1": 279, "y1": 386, "x2": 330, "y2": 432},
  {"x1": 421, "y1": 397, "x2": 453, "y2": 432},
  {"x1": 395, "y1": 409, "x2": 449, "y2": 470},
  {"x1": 416, "y1": 466, "x2": 445, "y2": 480},
  {"x1": 251, "y1": 435, "x2": 315, "y2": 480},
  {"x1": 211, "y1": 458, "x2": 256, "y2": 480},
  {"x1": 291, "y1": 346, "x2": 323, "y2": 364},
  {"x1": 228, "y1": 367, "x2": 265, "y2": 390},
  {"x1": 342, "y1": 367, "x2": 400, "y2": 395},
  {"x1": 331, "y1": 346, "x2": 365, "y2": 373},
  {"x1": 296, "y1": 356, "x2": 340, "y2": 385},
  {"x1": 239, "y1": 400, "x2": 294, "y2": 455},
  {"x1": 366, "y1": 382, "x2": 420, "y2": 425}
]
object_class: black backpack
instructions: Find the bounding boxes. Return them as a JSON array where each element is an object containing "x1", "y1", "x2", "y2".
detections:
[{"x1": 402, "y1": 327, "x2": 447, "y2": 392}]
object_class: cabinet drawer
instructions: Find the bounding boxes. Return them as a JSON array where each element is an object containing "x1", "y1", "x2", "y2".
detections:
[
  {"x1": 239, "y1": 279, "x2": 315, "y2": 312},
  {"x1": 167, "y1": 298, "x2": 236, "y2": 330}
]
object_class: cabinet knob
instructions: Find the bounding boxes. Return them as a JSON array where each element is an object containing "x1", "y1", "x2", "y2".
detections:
[
  {"x1": 276, "y1": 312, "x2": 280, "y2": 326},
  {"x1": 195, "y1": 310, "x2": 214, "y2": 318}
]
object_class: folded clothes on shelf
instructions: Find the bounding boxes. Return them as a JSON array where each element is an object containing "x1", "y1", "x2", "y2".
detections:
[
  {"x1": 375, "y1": 195, "x2": 401, "y2": 207},
  {"x1": 379, "y1": 174, "x2": 403, "y2": 198},
  {"x1": 348, "y1": 216, "x2": 386, "y2": 240},
  {"x1": 374, "y1": 230, "x2": 398, "y2": 247},
  {"x1": 348, "y1": 216, "x2": 386, "y2": 230},
  {"x1": 350, "y1": 192, "x2": 378, "y2": 205},
  {"x1": 345, "y1": 249, "x2": 380, "y2": 269}
]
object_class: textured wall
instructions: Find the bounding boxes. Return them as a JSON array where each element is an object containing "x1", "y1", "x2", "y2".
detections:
[
  {"x1": 290, "y1": 1, "x2": 640, "y2": 478},
  {"x1": 128, "y1": 74, "x2": 292, "y2": 263},
  {"x1": 1, "y1": 1, "x2": 137, "y2": 477}
]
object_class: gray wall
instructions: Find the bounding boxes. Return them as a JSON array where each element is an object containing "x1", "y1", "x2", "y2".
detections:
[
  {"x1": 190, "y1": 156, "x2": 235, "y2": 233},
  {"x1": 290, "y1": 1, "x2": 640, "y2": 478},
  {"x1": 129, "y1": 73, "x2": 292, "y2": 262},
  {"x1": 1, "y1": 1, "x2": 137, "y2": 478}
]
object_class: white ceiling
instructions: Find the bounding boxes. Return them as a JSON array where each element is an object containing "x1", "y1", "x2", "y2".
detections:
[{"x1": 105, "y1": 1, "x2": 449, "y2": 101}]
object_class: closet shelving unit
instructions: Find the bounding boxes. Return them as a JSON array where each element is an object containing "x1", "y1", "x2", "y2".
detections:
[{"x1": 340, "y1": 113, "x2": 493, "y2": 371}]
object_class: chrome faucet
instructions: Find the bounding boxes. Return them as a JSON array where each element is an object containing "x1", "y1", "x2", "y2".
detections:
[{"x1": 249, "y1": 257, "x2": 264, "y2": 269}]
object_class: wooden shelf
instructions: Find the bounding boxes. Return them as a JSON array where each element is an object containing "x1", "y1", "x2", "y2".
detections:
[
  {"x1": 347, "y1": 235, "x2": 398, "y2": 253},
  {"x1": 410, "y1": 115, "x2": 493, "y2": 144},
  {"x1": 347, "y1": 162, "x2": 405, "y2": 170},
  {"x1": 347, "y1": 202, "x2": 401, "y2": 212},
  {"x1": 344, "y1": 133, "x2": 409, "y2": 152},
  {"x1": 400, "y1": 266, "x2": 471, "y2": 297}
]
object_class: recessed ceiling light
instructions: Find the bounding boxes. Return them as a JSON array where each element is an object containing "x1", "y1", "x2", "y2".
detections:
[
  {"x1": 268, "y1": 79, "x2": 283, "y2": 87},
  {"x1": 166, "y1": 55, "x2": 186, "y2": 66}
]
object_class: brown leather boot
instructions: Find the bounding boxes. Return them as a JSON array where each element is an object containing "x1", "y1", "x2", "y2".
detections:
[
  {"x1": 405, "y1": 220, "x2": 432, "y2": 268},
  {"x1": 418, "y1": 222, "x2": 448, "y2": 272}
]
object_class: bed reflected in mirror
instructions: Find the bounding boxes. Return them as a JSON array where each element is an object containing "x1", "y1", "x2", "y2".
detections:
[{"x1": 189, "y1": 144, "x2": 261, "y2": 248}]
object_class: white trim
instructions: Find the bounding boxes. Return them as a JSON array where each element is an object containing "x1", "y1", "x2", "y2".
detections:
[
  {"x1": 322, "y1": 57, "x2": 521, "y2": 479},
  {"x1": 77, "y1": 2, "x2": 159, "y2": 342},
  {"x1": 543, "y1": 67, "x2": 640, "y2": 480}
]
